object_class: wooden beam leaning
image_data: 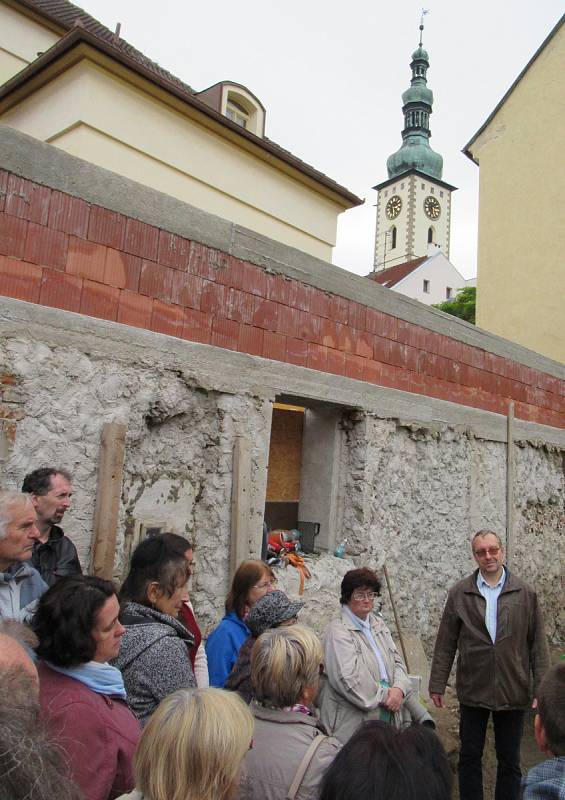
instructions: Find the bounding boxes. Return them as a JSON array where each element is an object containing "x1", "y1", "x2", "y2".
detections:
[
  {"x1": 230, "y1": 436, "x2": 252, "y2": 580},
  {"x1": 91, "y1": 422, "x2": 127, "y2": 578}
]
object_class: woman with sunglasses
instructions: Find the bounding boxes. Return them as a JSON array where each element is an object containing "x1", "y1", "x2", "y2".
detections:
[
  {"x1": 318, "y1": 567, "x2": 434, "y2": 744},
  {"x1": 206, "y1": 559, "x2": 276, "y2": 687}
]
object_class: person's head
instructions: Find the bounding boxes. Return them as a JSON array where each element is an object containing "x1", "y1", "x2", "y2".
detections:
[
  {"x1": 119, "y1": 536, "x2": 190, "y2": 618},
  {"x1": 0, "y1": 491, "x2": 40, "y2": 571},
  {"x1": 251, "y1": 623, "x2": 322, "y2": 708},
  {"x1": 0, "y1": 620, "x2": 39, "y2": 696},
  {"x1": 471, "y1": 530, "x2": 504, "y2": 580},
  {"x1": 0, "y1": 675, "x2": 82, "y2": 800},
  {"x1": 246, "y1": 590, "x2": 304, "y2": 638},
  {"x1": 225, "y1": 559, "x2": 276, "y2": 619},
  {"x1": 535, "y1": 663, "x2": 565, "y2": 757},
  {"x1": 133, "y1": 688, "x2": 253, "y2": 800},
  {"x1": 340, "y1": 567, "x2": 381, "y2": 621},
  {"x1": 319, "y1": 720, "x2": 453, "y2": 800},
  {"x1": 33, "y1": 575, "x2": 124, "y2": 667},
  {"x1": 22, "y1": 468, "x2": 72, "y2": 530},
  {"x1": 159, "y1": 532, "x2": 195, "y2": 578}
]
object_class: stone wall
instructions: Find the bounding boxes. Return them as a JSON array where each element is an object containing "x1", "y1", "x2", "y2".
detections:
[{"x1": 1, "y1": 299, "x2": 562, "y2": 647}]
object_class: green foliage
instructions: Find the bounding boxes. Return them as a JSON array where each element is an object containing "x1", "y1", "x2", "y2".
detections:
[{"x1": 433, "y1": 286, "x2": 476, "y2": 324}]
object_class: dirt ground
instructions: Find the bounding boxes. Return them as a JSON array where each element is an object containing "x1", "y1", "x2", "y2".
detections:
[{"x1": 432, "y1": 648, "x2": 563, "y2": 799}]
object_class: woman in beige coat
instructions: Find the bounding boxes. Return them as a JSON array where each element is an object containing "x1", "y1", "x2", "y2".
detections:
[{"x1": 318, "y1": 567, "x2": 434, "y2": 744}]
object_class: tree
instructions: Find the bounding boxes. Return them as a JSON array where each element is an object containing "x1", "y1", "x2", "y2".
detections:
[{"x1": 433, "y1": 286, "x2": 476, "y2": 324}]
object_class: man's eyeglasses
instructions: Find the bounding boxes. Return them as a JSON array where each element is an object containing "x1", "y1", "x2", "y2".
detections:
[
  {"x1": 473, "y1": 546, "x2": 501, "y2": 558},
  {"x1": 253, "y1": 579, "x2": 278, "y2": 590},
  {"x1": 351, "y1": 591, "x2": 378, "y2": 601}
]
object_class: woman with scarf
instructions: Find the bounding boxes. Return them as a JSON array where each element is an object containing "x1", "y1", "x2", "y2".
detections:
[
  {"x1": 318, "y1": 567, "x2": 434, "y2": 744},
  {"x1": 33, "y1": 575, "x2": 141, "y2": 800}
]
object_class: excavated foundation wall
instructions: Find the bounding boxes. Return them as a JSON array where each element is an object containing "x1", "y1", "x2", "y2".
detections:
[{"x1": 1, "y1": 303, "x2": 563, "y2": 647}]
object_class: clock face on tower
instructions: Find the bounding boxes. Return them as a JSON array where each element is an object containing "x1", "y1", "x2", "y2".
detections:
[
  {"x1": 385, "y1": 195, "x2": 402, "y2": 220},
  {"x1": 424, "y1": 196, "x2": 441, "y2": 220}
]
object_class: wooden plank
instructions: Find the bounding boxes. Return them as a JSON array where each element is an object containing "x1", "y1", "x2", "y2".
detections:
[
  {"x1": 90, "y1": 422, "x2": 127, "y2": 578},
  {"x1": 230, "y1": 436, "x2": 252, "y2": 579}
]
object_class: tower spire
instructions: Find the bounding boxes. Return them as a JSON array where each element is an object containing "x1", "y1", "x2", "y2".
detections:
[
  {"x1": 419, "y1": 8, "x2": 428, "y2": 47},
  {"x1": 385, "y1": 11, "x2": 443, "y2": 181}
]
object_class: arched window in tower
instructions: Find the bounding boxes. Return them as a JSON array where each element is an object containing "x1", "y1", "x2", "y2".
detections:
[
  {"x1": 428, "y1": 226, "x2": 434, "y2": 244},
  {"x1": 391, "y1": 226, "x2": 397, "y2": 250}
]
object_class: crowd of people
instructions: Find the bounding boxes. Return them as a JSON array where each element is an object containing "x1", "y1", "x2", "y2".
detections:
[{"x1": 0, "y1": 468, "x2": 562, "y2": 800}]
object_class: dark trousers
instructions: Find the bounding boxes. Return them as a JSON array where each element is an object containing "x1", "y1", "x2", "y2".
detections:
[{"x1": 459, "y1": 705, "x2": 524, "y2": 800}]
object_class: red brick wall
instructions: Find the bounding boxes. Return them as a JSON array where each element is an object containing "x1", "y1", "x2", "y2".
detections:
[{"x1": 1, "y1": 169, "x2": 564, "y2": 428}]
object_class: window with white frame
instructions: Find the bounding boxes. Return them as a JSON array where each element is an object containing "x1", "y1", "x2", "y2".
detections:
[
  {"x1": 226, "y1": 99, "x2": 249, "y2": 128},
  {"x1": 446, "y1": 287, "x2": 453, "y2": 299}
]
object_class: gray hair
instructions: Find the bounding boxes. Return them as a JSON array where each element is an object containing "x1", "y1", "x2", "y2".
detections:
[
  {"x1": 0, "y1": 490, "x2": 33, "y2": 540},
  {"x1": 471, "y1": 530, "x2": 503, "y2": 549},
  {"x1": 251, "y1": 624, "x2": 322, "y2": 708}
]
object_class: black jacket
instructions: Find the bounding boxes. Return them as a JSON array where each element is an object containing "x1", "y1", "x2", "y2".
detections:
[{"x1": 31, "y1": 525, "x2": 82, "y2": 587}]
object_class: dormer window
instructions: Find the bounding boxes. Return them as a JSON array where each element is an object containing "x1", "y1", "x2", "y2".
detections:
[
  {"x1": 226, "y1": 100, "x2": 249, "y2": 129},
  {"x1": 196, "y1": 81, "x2": 266, "y2": 138}
]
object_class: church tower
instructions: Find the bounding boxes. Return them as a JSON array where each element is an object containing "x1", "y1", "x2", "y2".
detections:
[{"x1": 373, "y1": 20, "x2": 456, "y2": 271}]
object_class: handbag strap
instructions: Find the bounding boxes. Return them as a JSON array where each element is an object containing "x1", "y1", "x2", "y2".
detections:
[{"x1": 286, "y1": 733, "x2": 327, "y2": 800}]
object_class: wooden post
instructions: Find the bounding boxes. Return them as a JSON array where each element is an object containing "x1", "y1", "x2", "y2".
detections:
[
  {"x1": 230, "y1": 437, "x2": 252, "y2": 579},
  {"x1": 91, "y1": 422, "x2": 127, "y2": 579},
  {"x1": 506, "y1": 402, "x2": 515, "y2": 570}
]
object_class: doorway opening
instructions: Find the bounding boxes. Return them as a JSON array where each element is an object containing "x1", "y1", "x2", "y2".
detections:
[{"x1": 264, "y1": 400, "x2": 344, "y2": 552}]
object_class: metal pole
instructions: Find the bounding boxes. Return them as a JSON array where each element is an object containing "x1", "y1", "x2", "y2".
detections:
[
  {"x1": 506, "y1": 402, "x2": 515, "y2": 570},
  {"x1": 383, "y1": 564, "x2": 410, "y2": 671}
]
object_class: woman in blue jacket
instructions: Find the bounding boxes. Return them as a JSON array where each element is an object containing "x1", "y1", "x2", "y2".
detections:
[{"x1": 206, "y1": 560, "x2": 276, "y2": 687}]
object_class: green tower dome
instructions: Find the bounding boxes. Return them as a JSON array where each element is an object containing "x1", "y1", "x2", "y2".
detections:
[{"x1": 386, "y1": 26, "x2": 443, "y2": 181}]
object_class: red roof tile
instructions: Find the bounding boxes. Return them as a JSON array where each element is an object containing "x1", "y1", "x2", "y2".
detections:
[{"x1": 367, "y1": 256, "x2": 428, "y2": 288}]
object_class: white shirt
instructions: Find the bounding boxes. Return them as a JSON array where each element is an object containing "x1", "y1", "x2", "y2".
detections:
[
  {"x1": 476, "y1": 566, "x2": 506, "y2": 643},
  {"x1": 344, "y1": 605, "x2": 389, "y2": 682}
]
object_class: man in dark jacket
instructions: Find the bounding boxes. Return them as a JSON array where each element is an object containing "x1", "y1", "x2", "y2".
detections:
[
  {"x1": 22, "y1": 467, "x2": 82, "y2": 586},
  {"x1": 429, "y1": 529, "x2": 549, "y2": 800}
]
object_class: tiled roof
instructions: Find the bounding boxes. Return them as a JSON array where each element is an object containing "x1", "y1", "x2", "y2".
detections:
[
  {"x1": 367, "y1": 256, "x2": 428, "y2": 288},
  {"x1": 16, "y1": 0, "x2": 197, "y2": 94},
  {"x1": 10, "y1": 0, "x2": 362, "y2": 206}
]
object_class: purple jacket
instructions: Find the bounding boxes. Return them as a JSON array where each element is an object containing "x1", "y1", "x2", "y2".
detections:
[{"x1": 38, "y1": 662, "x2": 140, "y2": 800}]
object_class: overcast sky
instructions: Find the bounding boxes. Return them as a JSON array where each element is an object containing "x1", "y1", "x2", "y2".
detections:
[{"x1": 79, "y1": 0, "x2": 562, "y2": 280}]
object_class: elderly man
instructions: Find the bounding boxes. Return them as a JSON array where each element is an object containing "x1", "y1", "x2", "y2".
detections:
[
  {"x1": 429, "y1": 529, "x2": 549, "y2": 800},
  {"x1": 0, "y1": 490, "x2": 46, "y2": 621},
  {"x1": 22, "y1": 467, "x2": 82, "y2": 586}
]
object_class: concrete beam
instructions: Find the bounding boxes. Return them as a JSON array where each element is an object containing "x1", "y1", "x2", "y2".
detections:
[{"x1": 1, "y1": 297, "x2": 564, "y2": 450}]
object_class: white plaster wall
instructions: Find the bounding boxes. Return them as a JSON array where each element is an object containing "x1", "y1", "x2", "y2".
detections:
[
  {"x1": 1, "y1": 59, "x2": 342, "y2": 259},
  {"x1": 394, "y1": 254, "x2": 467, "y2": 305},
  {"x1": 0, "y1": 4, "x2": 59, "y2": 84}
]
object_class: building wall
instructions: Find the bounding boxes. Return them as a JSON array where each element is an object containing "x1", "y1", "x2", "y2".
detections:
[
  {"x1": 394, "y1": 253, "x2": 467, "y2": 305},
  {"x1": 471, "y1": 23, "x2": 565, "y2": 363},
  {"x1": 0, "y1": 127, "x2": 563, "y2": 429},
  {"x1": 0, "y1": 3, "x2": 59, "y2": 84},
  {"x1": 0, "y1": 127, "x2": 563, "y2": 646},
  {"x1": 1, "y1": 55, "x2": 345, "y2": 260},
  {"x1": 1, "y1": 298, "x2": 563, "y2": 647}
]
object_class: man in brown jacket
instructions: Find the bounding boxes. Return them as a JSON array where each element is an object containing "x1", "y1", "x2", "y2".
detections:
[{"x1": 429, "y1": 530, "x2": 549, "y2": 800}]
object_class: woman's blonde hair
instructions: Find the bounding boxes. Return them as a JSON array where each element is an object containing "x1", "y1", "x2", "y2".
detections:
[
  {"x1": 251, "y1": 624, "x2": 322, "y2": 708},
  {"x1": 134, "y1": 688, "x2": 253, "y2": 800}
]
